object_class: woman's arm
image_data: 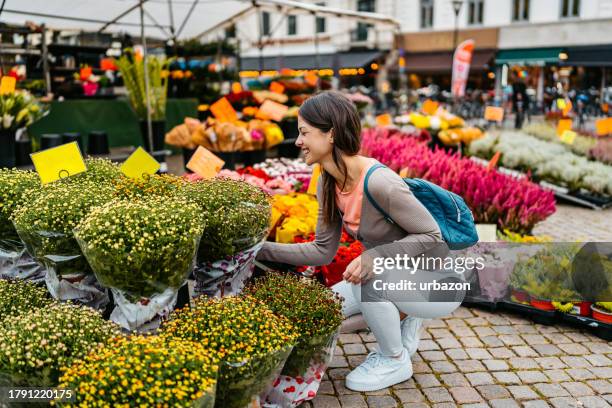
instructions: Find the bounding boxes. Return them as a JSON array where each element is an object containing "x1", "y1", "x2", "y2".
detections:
[{"x1": 257, "y1": 178, "x2": 342, "y2": 266}]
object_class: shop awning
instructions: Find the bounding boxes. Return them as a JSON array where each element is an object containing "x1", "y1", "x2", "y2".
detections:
[
  {"x1": 496, "y1": 48, "x2": 563, "y2": 66},
  {"x1": 240, "y1": 51, "x2": 382, "y2": 71},
  {"x1": 560, "y1": 44, "x2": 612, "y2": 67},
  {"x1": 402, "y1": 50, "x2": 495, "y2": 73}
]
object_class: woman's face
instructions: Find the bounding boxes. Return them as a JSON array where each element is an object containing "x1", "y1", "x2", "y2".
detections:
[{"x1": 296, "y1": 114, "x2": 333, "y2": 166}]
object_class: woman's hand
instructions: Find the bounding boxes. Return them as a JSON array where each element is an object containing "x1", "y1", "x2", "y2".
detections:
[{"x1": 343, "y1": 255, "x2": 374, "y2": 284}]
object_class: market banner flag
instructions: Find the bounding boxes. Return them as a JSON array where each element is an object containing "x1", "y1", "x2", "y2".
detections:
[{"x1": 451, "y1": 39, "x2": 475, "y2": 99}]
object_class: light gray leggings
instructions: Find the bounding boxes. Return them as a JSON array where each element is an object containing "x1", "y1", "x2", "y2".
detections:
[{"x1": 332, "y1": 277, "x2": 462, "y2": 357}]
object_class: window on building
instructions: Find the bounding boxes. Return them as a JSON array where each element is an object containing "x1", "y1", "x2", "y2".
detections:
[
  {"x1": 512, "y1": 0, "x2": 529, "y2": 21},
  {"x1": 356, "y1": 0, "x2": 375, "y2": 41},
  {"x1": 468, "y1": 0, "x2": 484, "y2": 25},
  {"x1": 316, "y1": 2, "x2": 326, "y2": 33},
  {"x1": 420, "y1": 0, "x2": 434, "y2": 28},
  {"x1": 561, "y1": 0, "x2": 580, "y2": 17},
  {"x1": 287, "y1": 15, "x2": 297, "y2": 35},
  {"x1": 225, "y1": 24, "x2": 236, "y2": 39},
  {"x1": 262, "y1": 11, "x2": 271, "y2": 35}
]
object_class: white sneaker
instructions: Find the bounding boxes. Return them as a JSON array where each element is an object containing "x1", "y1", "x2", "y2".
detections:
[
  {"x1": 345, "y1": 348, "x2": 413, "y2": 392},
  {"x1": 401, "y1": 316, "x2": 424, "y2": 356}
]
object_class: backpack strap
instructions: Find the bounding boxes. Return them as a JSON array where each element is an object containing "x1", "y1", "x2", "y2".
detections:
[{"x1": 364, "y1": 163, "x2": 396, "y2": 225}]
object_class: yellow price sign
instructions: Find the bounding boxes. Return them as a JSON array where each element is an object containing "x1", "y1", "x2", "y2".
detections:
[
  {"x1": 560, "y1": 130, "x2": 577, "y2": 145},
  {"x1": 556, "y1": 119, "x2": 573, "y2": 136},
  {"x1": 557, "y1": 98, "x2": 567, "y2": 110},
  {"x1": 0, "y1": 76, "x2": 16, "y2": 95},
  {"x1": 120, "y1": 147, "x2": 160, "y2": 179},
  {"x1": 307, "y1": 164, "x2": 321, "y2": 195},
  {"x1": 31, "y1": 142, "x2": 87, "y2": 185}
]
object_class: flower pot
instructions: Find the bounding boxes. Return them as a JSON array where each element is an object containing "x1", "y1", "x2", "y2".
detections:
[
  {"x1": 139, "y1": 120, "x2": 166, "y2": 152},
  {"x1": 591, "y1": 304, "x2": 612, "y2": 324},
  {"x1": 510, "y1": 288, "x2": 530, "y2": 304},
  {"x1": 278, "y1": 138, "x2": 300, "y2": 159},
  {"x1": 0, "y1": 128, "x2": 17, "y2": 168},
  {"x1": 15, "y1": 139, "x2": 32, "y2": 166},
  {"x1": 530, "y1": 298, "x2": 556, "y2": 311},
  {"x1": 41, "y1": 133, "x2": 63, "y2": 150},
  {"x1": 182, "y1": 147, "x2": 196, "y2": 170},
  {"x1": 87, "y1": 131, "x2": 110, "y2": 155},
  {"x1": 242, "y1": 149, "x2": 266, "y2": 167},
  {"x1": 213, "y1": 151, "x2": 239, "y2": 170},
  {"x1": 62, "y1": 132, "x2": 84, "y2": 152}
]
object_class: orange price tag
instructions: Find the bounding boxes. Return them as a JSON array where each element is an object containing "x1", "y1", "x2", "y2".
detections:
[
  {"x1": 256, "y1": 100, "x2": 289, "y2": 122},
  {"x1": 186, "y1": 146, "x2": 225, "y2": 179},
  {"x1": 484, "y1": 106, "x2": 504, "y2": 122},
  {"x1": 304, "y1": 72, "x2": 318, "y2": 87},
  {"x1": 595, "y1": 118, "x2": 612, "y2": 136},
  {"x1": 269, "y1": 81, "x2": 285, "y2": 94},
  {"x1": 422, "y1": 100, "x2": 439, "y2": 115},
  {"x1": 487, "y1": 151, "x2": 501, "y2": 171},
  {"x1": 210, "y1": 97, "x2": 238, "y2": 123},
  {"x1": 307, "y1": 164, "x2": 321, "y2": 195},
  {"x1": 556, "y1": 119, "x2": 572, "y2": 136},
  {"x1": 376, "y1": 113, "x2": 392, "y2": 127},
  {"x1": 0, "y1": 76, "x2": 17, "y2": 95}
]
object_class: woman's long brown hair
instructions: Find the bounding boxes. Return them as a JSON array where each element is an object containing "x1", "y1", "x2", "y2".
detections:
[{"x1": 298, "y1": 91, "x2": 361, "y2": 225}]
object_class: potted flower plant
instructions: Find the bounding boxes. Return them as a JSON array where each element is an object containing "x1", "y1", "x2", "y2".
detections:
[
  {"x1": 0, "y1": 90, "x2": 45, "y2": 167},
  {"x1": 0, "y1": 279, "x2": 53, "y2": 322},
  {"x1": 591, "y1": 302, "x2": 612, "y2": 324},
  {"x1": 0, "y1": 303, "x2": 118, "y2": 387},
  {"x1": 115, "y1": 49, "x2": 171, "y2": 152},
  {"x1": 0, "y1": 169, "x2": 39, "y2": 241},
  {"x1": 162, "y1": 296, "x2": 298, "y2": 408},
  {"x1": 57, "y1": 335, "x2": 219, "y2": 407}
]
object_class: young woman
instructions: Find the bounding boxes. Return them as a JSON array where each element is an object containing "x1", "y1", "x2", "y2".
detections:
[{"x1": 257, "y1": 91, "x2": 461, "y2": 391}]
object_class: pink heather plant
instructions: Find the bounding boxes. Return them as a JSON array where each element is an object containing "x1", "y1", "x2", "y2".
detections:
[
  {"x1": 361, "y1": 128, "x2": 556, "y2": 234},
  {"x1": 589, "y1": 139, "x2": 612, "y2": 165}
]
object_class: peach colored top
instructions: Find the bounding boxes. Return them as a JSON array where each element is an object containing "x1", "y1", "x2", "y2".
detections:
[{"x1": 335, "y1": 159, "x2": 377, "y2": 233}]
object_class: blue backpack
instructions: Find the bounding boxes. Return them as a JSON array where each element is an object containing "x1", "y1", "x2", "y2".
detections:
[{"x1": 364, "y1": 163, "x2": 478, "y2": 250}]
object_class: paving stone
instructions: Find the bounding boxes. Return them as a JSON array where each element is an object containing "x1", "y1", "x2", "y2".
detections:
[
  {"x1": 437, "y1": 337, "x2": 463, "y2": 349},
  {"x1": 517, "y1": 371, "x2": 549, "y2": 384},
  {"x1": 476, "y1": 385, "x2": 511, "y2": 400},
  {"x1": 576, "y1": 396, "x2": 610, "y2": 408},
  {"x1": 446, "y1": 318, "x2": 469, "y2": 328},
  {"x1": 338, "y1": 333, "x2": 362, "y2": 344},
  {"x1": 452, "y1": 308, "x2": 475, "y2": 318},
  {"x1": 466, "y1": 348, "x2": 494, "y2": 360},
  {"x1": 604, "y1": 395, "x2": 612, "y2": 405},
  {"x1": 312, "y1": 395, "x2": 341, "y2": 408},
  {"x1": 452, "y1": 327, "x2": 477, "y2": 337},
  {"x1": 533, "y1": 383, "x2": 570, "y2": 398},
  {"x1": 545, "y1": 369, "x2": 572, "y2": 383},
  {"x1": 490, "y1": 399, "x2": 521, "y2": 408},
  {"x1": 395, "y1": 388, "x2": 425, "y2": 403},
  {"x1": 359, "y1": 332, "x2": 376, "y2": 342},
  {"x1": 423, "y1": 387, "x2": 454, "y2": 403},
  {"x1": 329, "y1": 356, "x2": 349, "y2": 368},
  {"x1": 328, "y1": 368, "x2": 351, "y2": 380},
  {"x1": 493, "y1": 326, "x2": 518, "y2": 335},
  {"x1": 522, "y1": 334, "x2": 550, "y2": 345},
  {"x1": 339, "y1": 394, "x2": 367, "y2": 408},
  {"x1": 589, "y1": 367, "x2": 612, "y2": 379},
  {"x1": 421, "y1": 331, "x2": 433, "y2": 340},
  {"x1": 447, "y1": 348, "x2": 470, "y2": 360},
  {"x1": 536, "y1": 357, "x2": 567, "y2": 369},
  {"x1": 347, "y1": 355, "x2": 365, "y2": 368},
  {"x1": 510, "y1": 358, "x2": 540, "y2": 370},
  {"x1": 432, "y1": 403, "x2": 459, "y2": 408},
  {"x1": 567, "y1": 368, "x2": 597, "y2": 381},
  {"x1": 431, "y1": 361, "x2": 458, "y2": 373},
  {"x1": 318, "y1": 380, "x2": 335, "y2": 394},
  {"x1": 584, "y1": 342, "x2": 612, "y2": 354},
  {"x1": 543, "y1": 334, "x2": 573, "y2": 345},
  {"x1": 421, "y1": 351, "x2": 449, "y2": 361},
  {"x1": 559, "y1": 343, "x2": 590, "y2": 355},
  {"x1": 342, "y1": 343, "x2": 367, "y2": 355},
  {"x1": 441, "y1": 373, "x2": 471, "y2": 387},
  {"x1": 490, "y1": 347, "x2": 517, "y2": 359},
  {"x1": 365, "y1": 388, "x2": 390, "y2": 396},
  {"x1": 483, "y1": 360, "x2": 510, "y2": 371},
  {"x1": 565, "y1": 332, "x2": 591, "y2": 342},
  {"x1": 333, "y1": 380, "x2": 357, "y2": 395},
  {"x1": 366, "y1": 395, "x2": 397, "y2": 408},
  {"x1": 487, "y1": 316, "x2": 511, "y2": 325},
  {"x1": 560, "y1": 382, "x2": 595, "y2": 397},
  {"x1": 584, "y1": 354, "x2": 612, "y2": 367},
  {"x1": 366, "y1": 343, "x2": 379, "y2": 353},
  {"x1": 560, "y1": 355, "x2": 592, "y2": 368},
  {"x1": 586, "y1": 380, "x2": 612, "y2": 394},
  {"x1": 466, "y1": 372, "x2": 496, "y2": 386},
  {"x1": 513, "y1": 346, "x2": 540, "y2": 357},
  {"x1": 462, "y1": 403, "x2": 490, "y2": 408},
  {"x1": 507, "y1": 385, "x2": 540, "y2": 400},
  {"x1": 461, "y1": 337, "x2": 485, "y2": 348},
  {"x1": 427, "y1": 319, "x2": 449, "y2": 329},
  {"x1": 449, "y1": 386, "x2": 483, "y2": 404},
  {"x1": 430, "y1": 328, "x2": 455, "y2": 338},
  {"x1": 474, "y1": 327, "x2": 497, "y2": 338},
  {"x1": 493, "y1": 371, "x2": 522, "y2": 385},
  {"x1": 522, "y1": 400, "x2": 551, "y2": 408},
  {"x1": 500, "y1": 335, "x2": 526, "y2": 346},
  {"x1": 480, "y1": 336, "x2": 504, "y2": 347},
  {"x1": 514, "y1": 324, "x2": 539, "y2": 334},
  {"x1": 466, "y1": 317, "x2": 489, "y2": 327},
  {"x1": 413, "y1": 361, "x2": 433, "y2": 374},
  {"x1": 334, "y1": 346, "x2": 344, "y2": 356},
  {"x1": 456, "y1": 360, "x2": 487, "y2": 373},
  {"x1": 537, "y1": 325, "x2": 560, "y2": 335},
  {"x1": 415, "y1": 373, "x2": 442, "y2": 388},
  {"x1": 392, "y1": 378, "x2": 417, "y2": 389},
  {"x1": 533, "y1": 344, "x2": 563, "y2": 356},
  {"x1": 419, "y1": 339, "x2": 442, "y2": 351},
  {"x1": 548, "y1": 397, "x2": 579, "y2": 408}
]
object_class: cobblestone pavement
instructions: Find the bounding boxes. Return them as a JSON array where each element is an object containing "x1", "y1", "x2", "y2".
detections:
[
  {"x1": 308, "y1": 307, "x2": 612, "y2": 408},
  {"x1": 532, "y1": 204, "x2": 612, "y2": 242}
]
